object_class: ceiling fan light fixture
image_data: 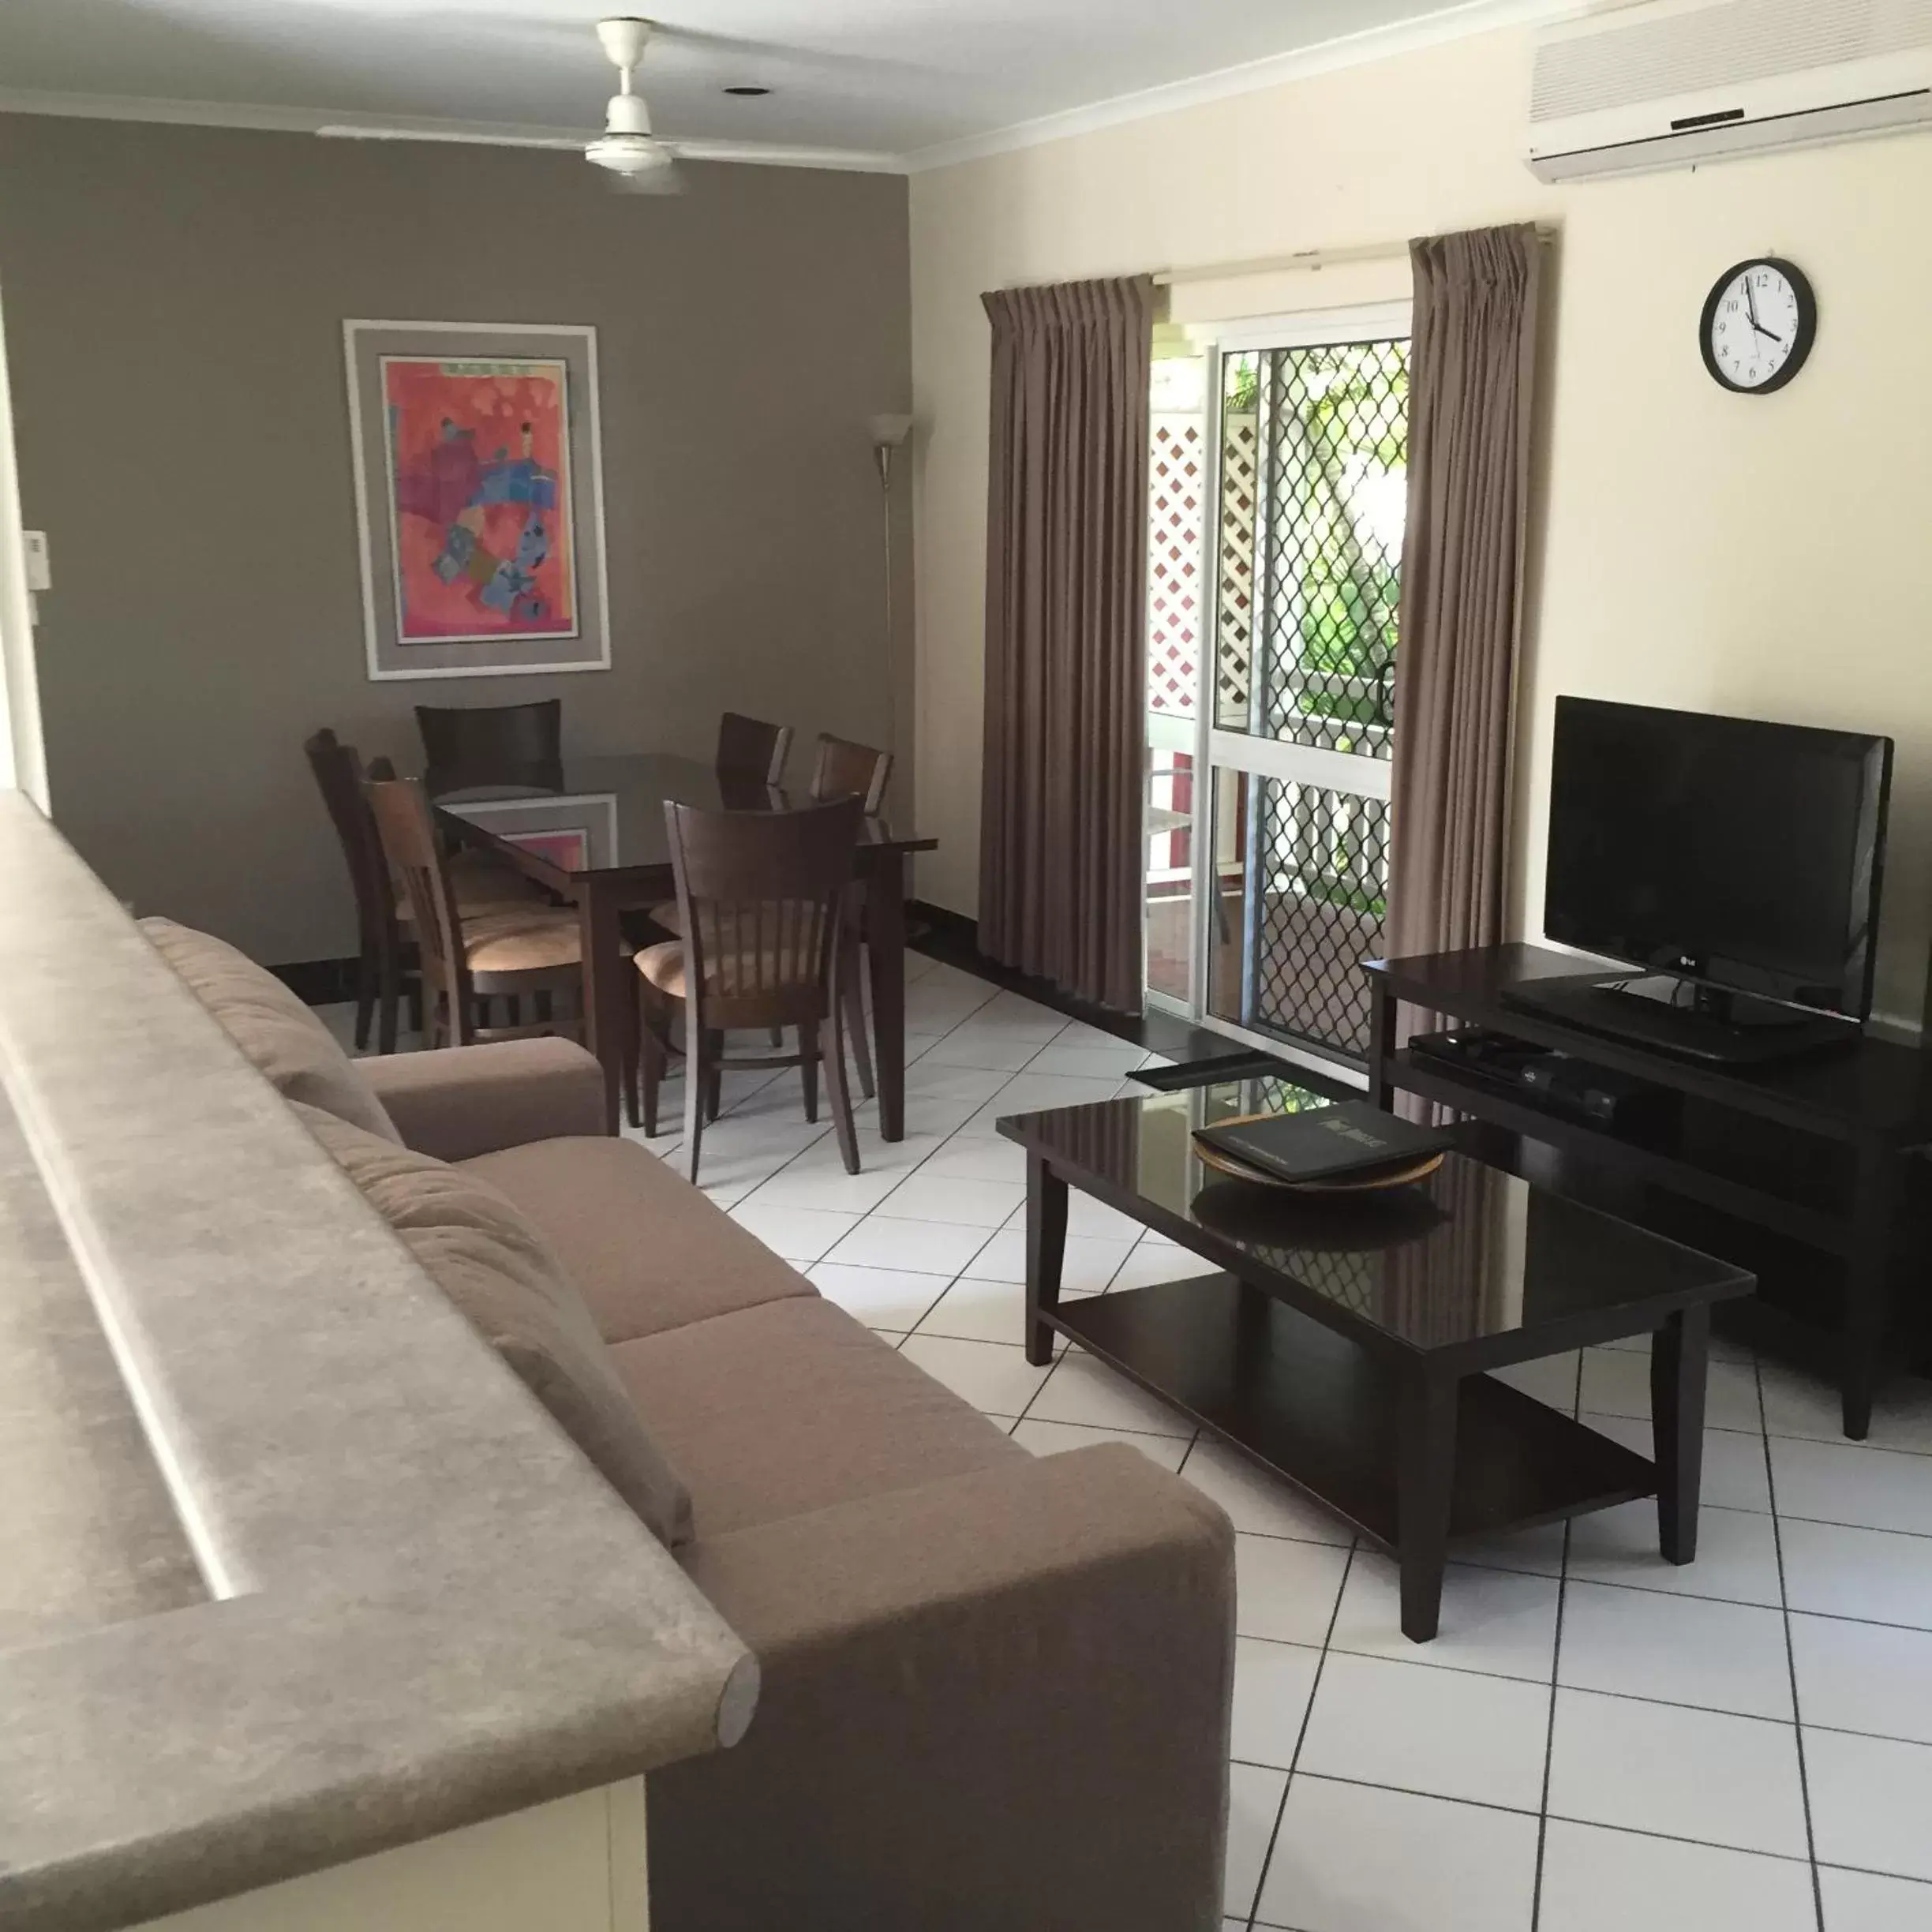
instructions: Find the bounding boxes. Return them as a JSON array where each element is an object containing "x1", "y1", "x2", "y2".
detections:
[{"x1": 586, "y1": 133, "x2": 675, "y2": 177}]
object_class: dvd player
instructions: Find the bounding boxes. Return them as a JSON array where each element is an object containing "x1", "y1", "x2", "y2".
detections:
[{"x1": 1408, "y1": 1028, "x2": 1673, "y2": 1133}]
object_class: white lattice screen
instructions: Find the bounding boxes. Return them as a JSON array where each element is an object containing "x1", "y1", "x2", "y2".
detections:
[
  {"x1": 1217, "y1": 414, "x2": 1258, "y2": 728},
  {"x1": 1147, "y1": 414, "x2": 1204, "y2": 718}
]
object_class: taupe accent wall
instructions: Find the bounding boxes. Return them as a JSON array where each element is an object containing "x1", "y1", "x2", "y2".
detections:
[{"x1": 0, "y1": 114, "x2": 912, "y2": 964}]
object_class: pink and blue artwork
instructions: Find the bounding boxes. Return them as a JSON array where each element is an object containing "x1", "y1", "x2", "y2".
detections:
[{"x1": 381, "y1": 357, "x2": 578, "y2": 643}]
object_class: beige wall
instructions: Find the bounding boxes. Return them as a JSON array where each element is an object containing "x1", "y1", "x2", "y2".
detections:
[
  {"x1": 0, "y1": 114, "x2": 911, "y2": 964},
  {"x1": 909, "y1": 26, "x2": 1932, "y2": 1027}
]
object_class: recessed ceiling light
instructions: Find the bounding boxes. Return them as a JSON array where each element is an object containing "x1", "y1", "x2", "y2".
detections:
[{"x1": 723, "y1": 84, "x2": 771, "y2": 97}]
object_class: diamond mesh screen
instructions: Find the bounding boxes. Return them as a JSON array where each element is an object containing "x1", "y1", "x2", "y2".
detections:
[
  {"x1": 1248, "y1": 777, "x2": 1390, "y2": 1060},
  {"x1": 1215, "y1": 407, "x2": 1259, "y2": 731},
  {"x1": 1254, "y1": 340, "x2": 1407, "y2": 758},
  {"x1": 1148, "y1": 417, "x2": 1204, "y2": 717}
]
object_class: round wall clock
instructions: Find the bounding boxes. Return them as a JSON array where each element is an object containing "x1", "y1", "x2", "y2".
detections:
[{"x1": 1700, "y1": 257, "x2": 1817, "y2": 395}]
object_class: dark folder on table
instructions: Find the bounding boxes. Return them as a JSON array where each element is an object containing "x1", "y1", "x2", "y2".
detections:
[{"x1": 1193, "y1": 1102, "x2": 1451, "y2": 1187}]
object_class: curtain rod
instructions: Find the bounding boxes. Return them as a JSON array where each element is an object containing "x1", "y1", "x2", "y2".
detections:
[{"x1": 1153, "y1": 224, "x2": 1559, "y2": 287}]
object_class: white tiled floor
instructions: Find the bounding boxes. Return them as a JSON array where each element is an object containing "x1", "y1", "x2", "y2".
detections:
[{"x1": 323, "y1": 954, "x2": 1932, "y2": 1930}]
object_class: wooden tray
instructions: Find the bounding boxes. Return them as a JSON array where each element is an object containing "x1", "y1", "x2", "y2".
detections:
[{"x1": 1192, "y1": 1112, "x2": 1446, "y2": 1194}]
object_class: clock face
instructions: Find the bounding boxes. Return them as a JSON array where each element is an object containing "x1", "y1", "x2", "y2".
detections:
[{"x1": 1701, "y1": 258, "x2": 1817, "y2": 394}]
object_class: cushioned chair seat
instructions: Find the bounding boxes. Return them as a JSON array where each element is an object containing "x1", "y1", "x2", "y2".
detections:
[
  {"x1": 462, "y1": 904, "x2": 583, "y2": 973},
  {"x1": 609, "y1": 1297, "x2": 1024, "y2": 1539},
  {"x1": 459, "y1": 1135, "x2": 814, "y2": 1344},
  {"x1": 637, "y1": 939, "x2": 801, "y2": 1001}
]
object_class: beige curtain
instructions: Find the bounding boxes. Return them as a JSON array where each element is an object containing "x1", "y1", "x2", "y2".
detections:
[
  {"x1": 979, "y1": 276, "x2": 1156, "y2": 1013},
  {"x1": 1386, "y1": 226, "x2": 1545, "y2": 973}
]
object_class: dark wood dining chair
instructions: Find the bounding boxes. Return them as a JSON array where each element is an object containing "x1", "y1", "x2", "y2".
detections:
[
  {"x1": 809, "y1": 732, "x2": 893, "y2": 1096},
  {"x1": 306, "y1": 728, "x2": 409, "y2": 1052},
  {"x1": 649, "y1": 711, "x2": 796, "y2": 1046},
  {"x1": 810, "y1": 733, "x2": 893, "y2": 814},
  {"x1": 414, "y1": 698, "x2": 563, "y2": 778},
  {"x1": 717, "y1": 710, "x2": 795, "y2": 787},
  {"x1": 631, "y1": 796, "x2": 865, "y2": 1182},
  {"x1": 365, "y1": 775, "x2": 590, "y2": 1049},
  {"x1": 305, "y1": 729, "x2": 532, "y2": 1053}
]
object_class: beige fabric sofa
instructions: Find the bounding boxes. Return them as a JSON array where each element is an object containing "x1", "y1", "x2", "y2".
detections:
[{"x1": 148, "y1": 923, "x2": 1236, "y2": 1930}]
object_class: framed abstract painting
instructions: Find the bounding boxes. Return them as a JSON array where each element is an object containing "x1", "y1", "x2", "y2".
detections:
[{"x1": 344, "y1": 320, "x2": 612, "y2": 680}]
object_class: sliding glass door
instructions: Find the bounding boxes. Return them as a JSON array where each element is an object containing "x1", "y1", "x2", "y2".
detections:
[{"x1": 1144, "y1": 305, "x2": 1411, "y2": 1070}]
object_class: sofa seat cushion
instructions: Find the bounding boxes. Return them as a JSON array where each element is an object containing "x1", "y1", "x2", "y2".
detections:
[
  {"x1": 460, "y1": 1136, "x2": 814, "y2": 1345},
  {"x1": 294, "y1": 1103, "x2": 694, "y2": 1548},
  {"x1": 140, "y1": 916, "x2": 399, "y2": 1142},
  {"x1": 609, "y1": 1298, "x2": 1024, "y2": 1541}
]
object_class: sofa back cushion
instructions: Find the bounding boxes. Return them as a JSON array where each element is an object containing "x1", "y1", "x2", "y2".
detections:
[
  {"x1": 292, "y1": 1102, "x2": 695, "y2": 1548},
  {"x1": 140, "y1": 918, "x2": 400, "y2": 1144}
]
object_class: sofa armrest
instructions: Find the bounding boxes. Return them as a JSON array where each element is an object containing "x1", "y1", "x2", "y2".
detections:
[
  {"x1": 657, "y1": 1444, "x2": 1234, "y2": 1930},
  {"x1": 358, "y1": 1039, "x2": 608, "y2": 1160}
]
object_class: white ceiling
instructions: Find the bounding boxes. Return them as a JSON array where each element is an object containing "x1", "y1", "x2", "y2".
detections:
[{"x1": 0, "y1": 0, "x2": 1550, "y2": 165}]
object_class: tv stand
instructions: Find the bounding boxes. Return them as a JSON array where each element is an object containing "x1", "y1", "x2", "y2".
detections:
[
  {"x1": 1366, "y1": 943, "x2": 1932, "y2": 1440},
  {"x1": 1503, "y1": 971, "x2": 1863, "y2": 1066}
]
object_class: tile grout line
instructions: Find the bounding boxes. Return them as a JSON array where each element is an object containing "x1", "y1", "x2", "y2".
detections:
[
  {"x1": 1758, "y1": 1353, "x2": 1829, "y2": 1932},
  {"x1": 1807, "y1": 1859, "x2": 1932, "y2": 1890},
  {"x1": 1243, "y1": 1766, "x2": 1845, "y2": 1869},
  {"x1": 1243, "y1": 1540, "x2": 1361, "y2": 1929},
  {"x1": 1274, "y1": 1649, "x2": 1810, "y2": 1726}
]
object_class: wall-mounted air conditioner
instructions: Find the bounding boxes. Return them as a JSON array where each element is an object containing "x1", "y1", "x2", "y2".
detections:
[{"x1": 1529, "y1": 0, "x2": 1932, "y2": 183}]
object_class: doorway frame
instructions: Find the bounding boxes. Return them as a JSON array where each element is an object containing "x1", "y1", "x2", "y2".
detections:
[{"x1": 1148, "y1": 298, "x2": 1413, "y2": 1080}]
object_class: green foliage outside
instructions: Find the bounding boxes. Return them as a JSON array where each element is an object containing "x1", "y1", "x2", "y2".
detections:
[
  {"x1": 1222, "y1": 344, "x2": 1406, "y2": 922},
  {"x1": 1223, "y1": 345, "x2": 1407, "y2": 745}
]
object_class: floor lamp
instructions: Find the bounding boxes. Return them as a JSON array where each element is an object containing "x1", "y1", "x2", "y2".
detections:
[
  {"x1": 867, "y1": 412, "x2": 919, "y2": 944},
  {"x1": 867, "y1": 413, "x2": 912, "y2": 763}
]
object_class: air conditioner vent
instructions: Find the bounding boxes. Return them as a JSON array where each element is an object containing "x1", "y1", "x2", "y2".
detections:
[{"x1": 1532, "y1": 0, "x2": 1932, "y2": 125}]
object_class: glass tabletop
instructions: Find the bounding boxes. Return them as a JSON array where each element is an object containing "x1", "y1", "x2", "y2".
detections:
[
  {"x1": 1000, "y1": 1077, "x2": 1753, "y2": 1355},
  {"x1": 426, "y1": 751, "x2": 930, "y2": 876}
]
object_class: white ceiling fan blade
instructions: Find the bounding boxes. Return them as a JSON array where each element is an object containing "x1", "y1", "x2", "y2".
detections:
[{"x1": 317, "y1": 124, "x2": 587, "y2": 151}]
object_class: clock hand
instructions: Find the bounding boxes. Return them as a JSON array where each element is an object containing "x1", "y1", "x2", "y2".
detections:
[
  {"x1": 1751, "y1": 320, "x2": 1784, "y2": 344},
  {"x1": 1743, "y1": 275, "x2": 1762, "y2": 331}
]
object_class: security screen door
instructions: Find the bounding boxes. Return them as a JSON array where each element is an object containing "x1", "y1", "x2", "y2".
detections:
[{"x1": 1144, "y1": 304, "x2": 1411, "y2": 1069}]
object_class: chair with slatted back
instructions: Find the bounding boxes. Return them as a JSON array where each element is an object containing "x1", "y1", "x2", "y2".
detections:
[
  {"x1": 305, "y1": 728, "x2": 410, "y2": 1052},
  {"x1": 366, "y1": 776, "x2": 590, "y2": 1049},
  {"x1": 414, "y1": 698, "x2": 563, "y2": 781},
  {"x1": 716, "y1": 710, "x2": 795, "y2": 787},
  {"x1": 810, "y1": 733, "x2": 893, "y2": 814},
  {"x1": 809, "y1": 733, "x2": 894, "y2": 1098},
  {"x1": 632, "y1": 796, "x2": 864, "y2": 1181},
  {"x1": 645, "y1": 710, "x2": 796, "y2": 934},
  {"x1": 647, "y1": 712, "x2": 797, "y2": 1049},
  {"x1": 306, "y1": 729, "x2": 542, "y2": 1052}
]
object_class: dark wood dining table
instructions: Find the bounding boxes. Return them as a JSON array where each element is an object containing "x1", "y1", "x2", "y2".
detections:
[{"x1": 427, "y1": 753, "x2": 938, "y2": 1139}]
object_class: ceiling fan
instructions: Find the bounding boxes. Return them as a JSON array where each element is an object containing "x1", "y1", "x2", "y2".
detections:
[
  {"x1": 320, "y1": 17, "x2": 689, "y2": 196},
  {"x1": 584, "y1": 17, "x2": 683, "y2": 196}
]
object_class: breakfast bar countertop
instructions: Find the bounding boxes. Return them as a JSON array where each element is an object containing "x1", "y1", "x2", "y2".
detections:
[{"x1": 0, "y1": 796, "x2": 755, "y2": 1932}]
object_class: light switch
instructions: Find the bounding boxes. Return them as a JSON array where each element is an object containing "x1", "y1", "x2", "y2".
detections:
[{"x1": 22, "y1": 530, "x2": 50, "y2": 593}]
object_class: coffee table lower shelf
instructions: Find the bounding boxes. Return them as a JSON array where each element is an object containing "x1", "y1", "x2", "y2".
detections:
[{"x1": 1049, "y1": 1274, "x2": 1659, "y2": 1553}]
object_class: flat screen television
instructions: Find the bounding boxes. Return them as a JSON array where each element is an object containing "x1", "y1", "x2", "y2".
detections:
[{"x1": 1544, "y1": 698, "x2": 1893, "y2": 1020}]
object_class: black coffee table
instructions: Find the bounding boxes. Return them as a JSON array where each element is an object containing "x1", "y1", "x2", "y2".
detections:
[{"x1": 998, "y1": 1077, "x2": 1755, "y2": 1642}]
